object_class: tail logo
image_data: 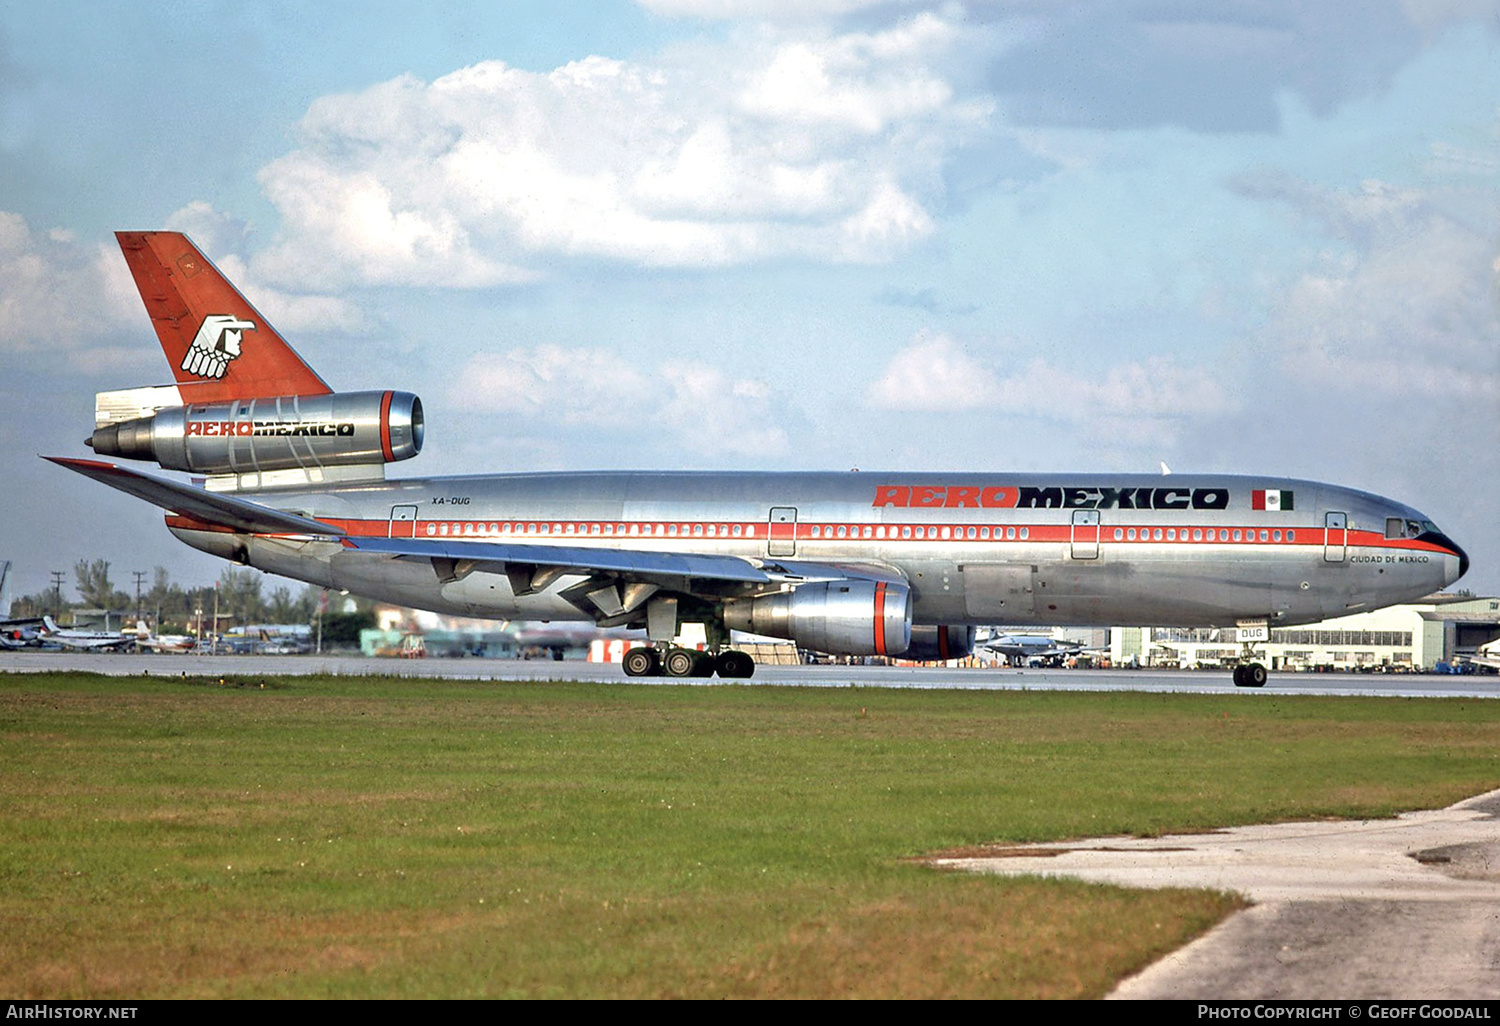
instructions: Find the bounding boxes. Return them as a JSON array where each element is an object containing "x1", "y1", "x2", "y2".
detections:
[{"x1": 182, "y1": 314, "x2": 255, "y2": 379}]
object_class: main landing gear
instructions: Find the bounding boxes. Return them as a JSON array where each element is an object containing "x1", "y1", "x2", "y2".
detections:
[
  {"x1": 1232, "y1": 663, "x2": 1268, "y2": 688},
  {"x1": 622, "y1": 646, "x2": 756, "y2": 679}
]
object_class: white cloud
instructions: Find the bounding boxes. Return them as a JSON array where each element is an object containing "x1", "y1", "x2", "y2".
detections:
[
  {"x1": 251, "y1": 13, "x2": 988, "y2": 288},
  {"x1": 636, "y1": 0, "x2": 926, "y2": 20},
  {"x1": 1244, "y1": 177, "x2": 1500, "y2": 402},
  {"x1": 867, "y1": 331, "x2": 1233, "y2": 448},
  {"x1": 866, "y1": 330, "x2": 999, "y2": 409},
  {"x1": 0, "y1": 212, "x2": 141, "y2": 370},
  {"x1": 164, "y1": 202, "x2": 371, "y2": 335},
  {"x1": 451, "y1": 345, "x2": 787, "y2": 457}
]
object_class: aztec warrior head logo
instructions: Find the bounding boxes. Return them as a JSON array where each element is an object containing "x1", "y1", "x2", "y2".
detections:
[{"x1": 181, "y1": 314, "x2": 255, "y2": 379}]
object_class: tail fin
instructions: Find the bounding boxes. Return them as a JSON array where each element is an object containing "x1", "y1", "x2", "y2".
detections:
[{"x1": 115, "y1": 232, "x2": 332, "y2": 402}]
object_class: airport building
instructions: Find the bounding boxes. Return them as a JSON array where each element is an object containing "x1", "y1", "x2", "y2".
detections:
[{"x1": 1111, "y1": 593, "x2": 1500, "y2": 672}]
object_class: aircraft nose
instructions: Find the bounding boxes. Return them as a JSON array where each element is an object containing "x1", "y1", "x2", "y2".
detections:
[{"x1": 1424, "y1": 531, "x2": 1469, "y2": 586}]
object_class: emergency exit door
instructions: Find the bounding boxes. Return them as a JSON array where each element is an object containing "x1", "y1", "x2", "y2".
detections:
[
  {"x1": 389, "y1": 505, "x2": 418, "y2": 539},
  {"x1": 1071, "y1": 509, "x2": 1100, "y2": 559},
  {"x1": 768, "y1": 507, "x2": 798, "y2": 557},
  {"x1": 1323, "y1": 511, "x2": 1347, "y2": 562}
]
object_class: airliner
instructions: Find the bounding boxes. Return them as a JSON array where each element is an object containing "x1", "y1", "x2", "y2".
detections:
[{"x1": 50, "y1": 232, "x2": 1469, "y2": 686}]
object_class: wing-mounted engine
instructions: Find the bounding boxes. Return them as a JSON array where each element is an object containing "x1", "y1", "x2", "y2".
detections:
[
  {"x1": 905, "y1": 625, "x2": 975, "y2": 662},
  {"x1": 86, "y1": 386, "x2": 423, "y2": 491},
  {"x1": 723, "y1": 579, "x2": 912, "y2": 657}
]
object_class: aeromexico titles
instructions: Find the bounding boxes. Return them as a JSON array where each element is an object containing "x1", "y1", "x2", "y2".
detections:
[{"x1": 51, "y1": 232, "x2": 1469, "y2": 685}]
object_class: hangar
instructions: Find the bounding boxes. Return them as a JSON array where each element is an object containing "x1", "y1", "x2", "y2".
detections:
[{"x1": 1110, "y1": 594, "x2": 1500, "y2": 672}]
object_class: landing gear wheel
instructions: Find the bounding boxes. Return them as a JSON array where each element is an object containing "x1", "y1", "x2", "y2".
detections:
[
  {"x1": 623, "y1": 647, "x2": 661, "y2": 677},
  {"x1": 714, "y1": 650, "x2": 755, "y2": 679},
  {"x1": 1233, "y1": 663, "x2": 1268, "y2": 688},
  {"x1": 664, "y1": 648, "x2": 698, "y2": 677},
  {"x1": 690, "y1": 652, "x2": 715, "y2": 677}
]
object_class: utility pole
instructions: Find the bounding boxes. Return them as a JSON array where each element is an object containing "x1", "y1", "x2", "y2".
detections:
[
  {"x1": 49, "y1": 571, "x2": 64, "y2": 620},
  {"x1": 132, "y1": 571, "x2": 146, "y2": 623}
]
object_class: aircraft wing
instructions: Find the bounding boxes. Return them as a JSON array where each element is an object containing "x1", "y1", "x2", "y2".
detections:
[
  {"x1": 338, "y1": 536, "x2": 890, "y2": 623},
  {"x1": 344, "y1": 535, "x2": 779, "y2": 585},
  {"x1": 45, "y1": 457, "x2": 345, "y2": 537}
]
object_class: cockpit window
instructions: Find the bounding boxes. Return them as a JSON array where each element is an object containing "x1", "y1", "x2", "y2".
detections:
[{"x1": 1386, "y1": 518, "x2": 1434, "y2": 540}]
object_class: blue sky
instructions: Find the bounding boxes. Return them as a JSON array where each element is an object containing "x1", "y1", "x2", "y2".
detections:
[{"x1": 1, "y1": 0, "x2": 1496, "y2": 602}]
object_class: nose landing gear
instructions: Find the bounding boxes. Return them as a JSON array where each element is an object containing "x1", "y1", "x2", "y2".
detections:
[{"x1": 1233, "y1": 662, "x2": 1268, "y2": 687}]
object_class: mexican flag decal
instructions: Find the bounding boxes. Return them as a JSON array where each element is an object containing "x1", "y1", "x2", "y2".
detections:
[{"x1": 1252, "y1": 489, "x2": 1294, "y2": 511}]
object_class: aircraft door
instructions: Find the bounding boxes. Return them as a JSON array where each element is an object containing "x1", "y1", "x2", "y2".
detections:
[
  {"x1": 389, "y1": 505, "x2": 418, "y2": 539},
  {"x1": 1323, "y1": 511, "x2": 1347, "y2": 562},
  {"x1": 1070, "y1": 510, "x2": 1100, "y2": 560},
  {"x1": 768, "y1": 507, "x2": 798, "y2": 557}
]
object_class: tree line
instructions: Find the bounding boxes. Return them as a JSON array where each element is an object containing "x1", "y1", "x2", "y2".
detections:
[{"x1": 7, "y1": 561, "x2": 373, "y2": 637}]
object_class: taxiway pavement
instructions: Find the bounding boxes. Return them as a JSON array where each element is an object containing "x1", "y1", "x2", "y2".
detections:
[{"x1": 943, "y1": 790, "x2": 1500, "y2": 999}]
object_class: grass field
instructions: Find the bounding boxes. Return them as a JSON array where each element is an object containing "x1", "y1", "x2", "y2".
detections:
[{"x1": 4, "y1": 672, "x2": 1500, "y2": 998}]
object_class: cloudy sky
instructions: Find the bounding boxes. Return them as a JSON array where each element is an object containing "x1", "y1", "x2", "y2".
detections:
[{"x1": 1, "y1": 0, "x2": 1496, "y2": 605}]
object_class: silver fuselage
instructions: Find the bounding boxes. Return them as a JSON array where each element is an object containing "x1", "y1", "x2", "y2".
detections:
[{"x1": 167, "y1": 471, "x2": 1465, "y2": 630}]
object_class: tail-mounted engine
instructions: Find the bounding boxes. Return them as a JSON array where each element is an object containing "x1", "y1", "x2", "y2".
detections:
[
  {"x1": 87, "y1": 388, "x2": 423, "y2": 484},
  {"x1": 724, "y1": 579, "x2": 912, "y2": 657}
]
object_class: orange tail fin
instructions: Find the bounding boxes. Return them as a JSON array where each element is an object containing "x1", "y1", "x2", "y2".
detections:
[{"x1": 115, "y1": 231, "x2": 332, "y2": 402}]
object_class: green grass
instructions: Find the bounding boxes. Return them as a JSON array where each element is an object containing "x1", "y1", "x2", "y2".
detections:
[{"x1": 4, "y1": 672, "x2": 1500, "y2": 998}]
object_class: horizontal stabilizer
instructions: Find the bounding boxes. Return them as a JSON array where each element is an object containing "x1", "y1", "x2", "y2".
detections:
[{"x1": 45, "y1": 457, "x2": 344, "y2": 537}]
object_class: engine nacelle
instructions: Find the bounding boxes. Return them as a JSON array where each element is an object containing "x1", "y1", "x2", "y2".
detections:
[
  {"x1": 724, "y1": 579, "x2": 912, "y2": 657},
  {"x1": 905, "y1": 625, "x2": 975, "y2": 662},
  {"x1": 88, "y1": 390, "x2": 423, "y2": 476}
]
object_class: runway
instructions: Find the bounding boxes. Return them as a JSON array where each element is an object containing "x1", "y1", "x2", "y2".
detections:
[{"x1": 2, "y1": 649, "x2": 1498, "y2": 698}]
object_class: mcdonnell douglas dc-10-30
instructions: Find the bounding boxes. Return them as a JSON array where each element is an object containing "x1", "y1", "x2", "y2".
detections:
[{"x1": 50, "y1": 232, "x2": 1469, "y2": 685}]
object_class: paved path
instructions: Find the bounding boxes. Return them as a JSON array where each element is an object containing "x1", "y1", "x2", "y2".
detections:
[{"x1": 941, "y1": 790, "x2": 1500, "y2": 999}]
